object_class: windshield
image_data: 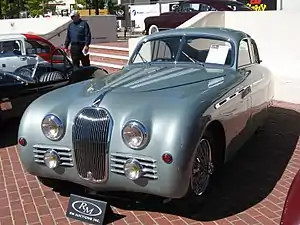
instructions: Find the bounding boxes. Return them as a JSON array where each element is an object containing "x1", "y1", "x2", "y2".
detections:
[{"x1": 130, "y1": 35, "x2": 234, "y2": 66}]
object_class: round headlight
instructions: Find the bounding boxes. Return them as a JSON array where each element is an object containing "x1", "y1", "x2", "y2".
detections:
[
  {"x1": 41, "y1": 114, "x2": 64, "y2": 141},
  {"x1": 122, "y1": 121, "x2": 149, "y2": 149},
  {"x1": 124, "y1": 159, "x2": 144, "y2": 180},
  {"x1": 44, "y1": 149, "x2": 60, "y2": 169}
]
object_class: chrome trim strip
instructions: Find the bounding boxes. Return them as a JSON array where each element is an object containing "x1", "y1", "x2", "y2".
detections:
[
  {"x1": 110, "y1": 152, "x2": 158, "y2": 180},
  {"x1": 215, "y1": 84, "x2": 251, "y2": 109},
  {"x1": 32, "y1": 144, "x2": 73, "y2": 167}
]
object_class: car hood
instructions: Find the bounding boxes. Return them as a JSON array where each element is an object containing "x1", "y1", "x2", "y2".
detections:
[
  {"x1": 27, "y1": 64, "x2": 241, "y2": 118},
  {"x1": 84, "y1": 64, "x2": 232, "y2": 94}
]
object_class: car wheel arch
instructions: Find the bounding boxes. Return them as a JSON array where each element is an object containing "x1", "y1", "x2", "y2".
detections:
[
  {"x1": 183, "y1": 119, "x2": 226, "y2": 198},
  {"x1": 202, "y1": 120, "x2": 226, "y2": 167},
  {"x1": 148, "y1": 24, "x2": 159, "y2": 35}
]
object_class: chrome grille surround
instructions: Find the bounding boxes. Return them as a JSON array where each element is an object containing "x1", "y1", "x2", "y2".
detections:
[
  {"x1": 72, "y1": 107, "x2": 113, "y2": 183},
  {"x1": 33, "y1": 144, "x2": 73, "y2": 167},
  {"x1": 110, "y1": 153, "x2": 158, "y2": 180}
]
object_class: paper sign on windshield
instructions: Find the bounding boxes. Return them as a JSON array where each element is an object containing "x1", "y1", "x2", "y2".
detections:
[{"x1": 205, "y1": 44, "x2": 230, "y2": 65}]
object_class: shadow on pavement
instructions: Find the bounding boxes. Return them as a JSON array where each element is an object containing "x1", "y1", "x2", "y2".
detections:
[
  {"x1": 58, "y1": 106, "x2": 300, "y2": 222},
  {"x1": 0, "y1": 117, "x2": 20, "y2": 148}
]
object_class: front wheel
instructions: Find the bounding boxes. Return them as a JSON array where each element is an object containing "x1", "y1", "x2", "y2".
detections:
[
  {"x1": 187, "y1": 129, "x2": 221, "y2": 198},
  {"x1": 190, "y1": 138, "x2": 214, "y2": 196}
]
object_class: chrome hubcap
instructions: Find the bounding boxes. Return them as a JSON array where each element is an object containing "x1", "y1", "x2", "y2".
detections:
[{"x1": 191, "y1": 138, "x2": 214, "y2": 196}]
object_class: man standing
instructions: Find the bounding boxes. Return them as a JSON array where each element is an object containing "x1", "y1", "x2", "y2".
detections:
[{"x1": 64, "y1": 10, "x2": 91, "y2": 69}]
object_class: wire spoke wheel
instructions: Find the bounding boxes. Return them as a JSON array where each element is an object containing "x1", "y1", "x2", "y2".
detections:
[{"x1": 191, "y1": 138, "x2": 214, "y2": 196}]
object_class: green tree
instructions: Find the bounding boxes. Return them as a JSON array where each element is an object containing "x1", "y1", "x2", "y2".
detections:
[
  {"x1": 74, "y1": 0, "x2": 87, "y2": 9},
  {"x1": 26, "y1": 0, "x2": 52, "y2": 16}
]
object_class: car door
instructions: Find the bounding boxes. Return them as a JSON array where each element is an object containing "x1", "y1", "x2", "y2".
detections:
[
  {"x1": 0, "y1": 39, "x2": 31, "y2": 73},
  {"x1": 225, "y1": 38, "x2": 254, "y2": 155},
  {"x1": 247, "y1": 38, "x2": 271, "y2": 130}
]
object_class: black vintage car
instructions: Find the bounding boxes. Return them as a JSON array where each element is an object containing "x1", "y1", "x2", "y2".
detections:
[{"x1": 0, "y1": 49, "x2": 108, "y2": 122}]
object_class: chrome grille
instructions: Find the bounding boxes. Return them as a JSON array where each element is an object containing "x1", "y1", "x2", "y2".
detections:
[
  {"x1": 33, "y1": 144, "x2": 73, "y2": 167},
  {"x1": 72, "y1": 107, "x2": 112, "y2": 183},
  {"x1": 111, "y1": 153, "x2": 158, "y2": 180}
]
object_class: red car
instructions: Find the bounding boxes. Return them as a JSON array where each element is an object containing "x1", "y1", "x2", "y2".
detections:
[
  {"x1": 144, "y1": 0, "x2": 252, "y2": 35},
  {"x1": 281, "y1": 169, "x2": 300, "y2": 225}
]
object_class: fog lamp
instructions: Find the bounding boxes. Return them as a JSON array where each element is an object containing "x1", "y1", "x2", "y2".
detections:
[
  {"x1": 124, "y1": 159, "x2": 144, "y2": 180},
  {"x1": 44, "y1": 150, "x2": 60, "y2": 169}
]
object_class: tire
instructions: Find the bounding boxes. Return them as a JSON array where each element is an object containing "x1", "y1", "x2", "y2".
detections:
[
  {"x1": 148, "y1": 24, "x2": 159, "y2": 35},
  {"x1": 39, "y1": 71, "x2": 64, "y2": 83},
  {"x1": 187, "y1": 129, "x2": 222, "y2": 198}
]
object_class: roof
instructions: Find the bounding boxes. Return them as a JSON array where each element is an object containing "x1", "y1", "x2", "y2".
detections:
[
  {"x1": 144, "y1": 27, "x2": 251, "y2": 43},
  {"x1": 0, "y1": 34, "x2": 25, "y2": 40}
]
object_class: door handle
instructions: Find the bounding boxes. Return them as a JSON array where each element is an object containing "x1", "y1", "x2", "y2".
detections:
[
  {"x1": 241, "y1": 86, "x2": 251, "y2": 99},
  {"x1": 19, "y1": 56, "x2": 27, "y2": 61}
]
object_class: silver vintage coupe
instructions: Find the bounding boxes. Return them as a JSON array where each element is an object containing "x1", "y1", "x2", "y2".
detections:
[{"x1": 18, "y1": 27, "x2": 274, "y2": 199}]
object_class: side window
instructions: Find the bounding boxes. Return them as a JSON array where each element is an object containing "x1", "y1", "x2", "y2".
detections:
[
  {"x1": 250, "y1": 39, "x2": 261, "y2": 63},
  {"x1": 25, "y1": 40, "x2": 51, "y2": 55},
  {"x1": 238, "y1": 40, "x2": 252, "y2": 67},
  {"x1": 151, "y1": 40, "x2": 172, "y2": 60},
  {"x1": 200, "y1": 3, "x2": 217, "y2": 11},
  {"x1": 178, "y1": 3, "x2": 200, "y2": 12},
  {"x1": 0, "y1": 40, "x2": 22, "y2": 57}
]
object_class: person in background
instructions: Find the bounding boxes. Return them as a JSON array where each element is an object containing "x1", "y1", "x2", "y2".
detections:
[{"x1": 64, "y1": 10, "x2": 91, "y2": 69}]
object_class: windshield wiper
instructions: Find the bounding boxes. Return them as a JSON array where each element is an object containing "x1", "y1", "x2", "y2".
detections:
[{"x1": 182, "y1": 51, "x2": 205, "y2": 67}]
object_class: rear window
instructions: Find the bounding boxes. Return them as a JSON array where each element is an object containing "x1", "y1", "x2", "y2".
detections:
[{"x1": 25, "y1": 40, "x2": 52, "y2": 54}]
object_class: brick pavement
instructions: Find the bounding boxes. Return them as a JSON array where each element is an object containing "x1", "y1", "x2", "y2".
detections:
[{"x1": 0, "y1": 101, "x2": 300, "y2": 225}]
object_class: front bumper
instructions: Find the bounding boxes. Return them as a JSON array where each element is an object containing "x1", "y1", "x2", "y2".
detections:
[{"x1": 19, "y1": 144, "x2": 191, "y2": 199}]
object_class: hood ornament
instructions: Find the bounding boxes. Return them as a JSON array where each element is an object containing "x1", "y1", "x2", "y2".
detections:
[{"x1": 92, "y1": 88, "x2": 113, "y2": 107}]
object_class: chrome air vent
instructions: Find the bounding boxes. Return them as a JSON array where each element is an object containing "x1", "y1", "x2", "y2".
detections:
[
  {"x1": 33, "y1": 144, "x2": 73, "y2": 167},
  {"x1": 110, "y1": 153, "x2": 158, "y2": 180}
]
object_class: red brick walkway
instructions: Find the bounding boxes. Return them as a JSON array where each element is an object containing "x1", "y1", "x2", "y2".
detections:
[{"x1": 0, "y1": 101, "x2": 299, "y2": 225}]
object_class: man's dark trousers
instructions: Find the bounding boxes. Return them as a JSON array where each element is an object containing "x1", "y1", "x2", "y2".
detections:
[{"x1": 70, "y1": 44, "x2": 90, "y2": 69}]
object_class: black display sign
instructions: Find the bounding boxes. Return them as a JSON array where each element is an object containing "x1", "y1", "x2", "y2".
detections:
[
  {"x1": 169, "y1": 3, "x2": 179, "y2": 11},
  {"x1": 240, "y1": 0, "x2": 277, "y2": 11},
  {"x1": 66, "y1": 194, "x2": 108, "y2": 225},
  {"x1": 110, "y1": 5, "x2": 126, "y2": 20}
]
